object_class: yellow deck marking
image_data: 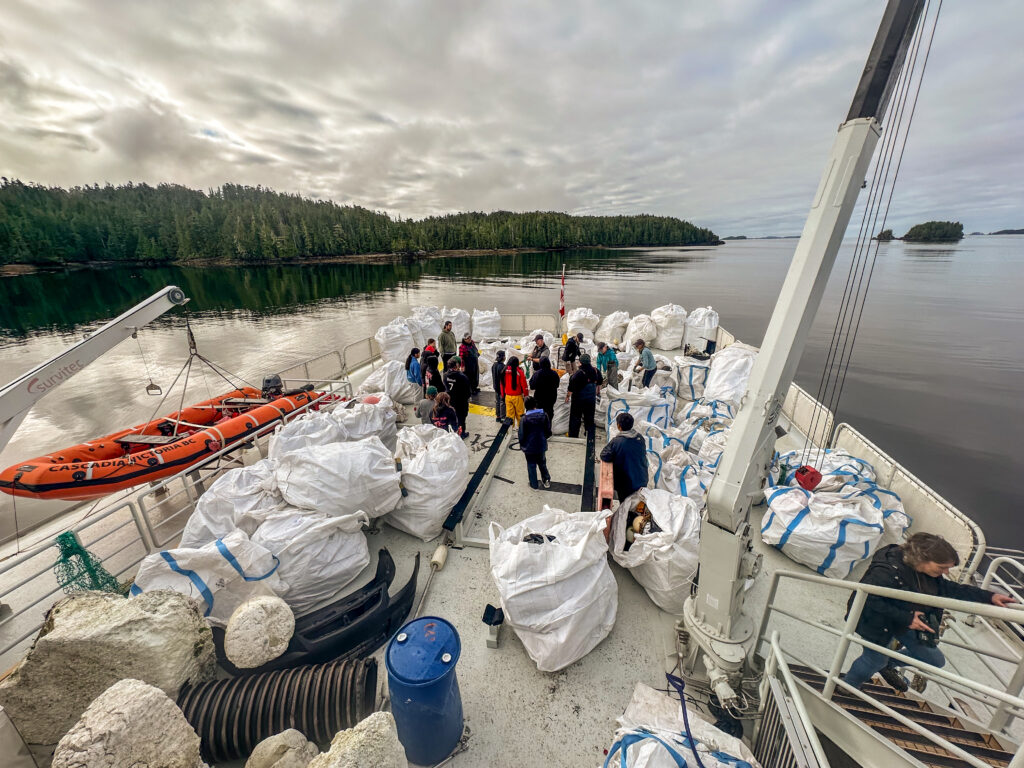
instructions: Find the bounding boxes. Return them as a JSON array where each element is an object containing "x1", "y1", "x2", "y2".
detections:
[{"x1": 469, "y1": 403, "x2": 495, "y2": 416}]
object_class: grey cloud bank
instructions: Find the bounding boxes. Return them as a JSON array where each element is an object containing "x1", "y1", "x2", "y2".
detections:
[{"x1": 1, "y1": 0, "x2": 1021, "y2": 236}]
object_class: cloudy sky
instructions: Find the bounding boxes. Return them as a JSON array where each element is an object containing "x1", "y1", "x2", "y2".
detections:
[{"x1": 1, "y1": 0, "x2": 1021, "y2": 236}]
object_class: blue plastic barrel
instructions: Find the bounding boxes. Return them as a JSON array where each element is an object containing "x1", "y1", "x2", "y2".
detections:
[{"x1": 385, "y1": 616, "x2": 463, "y2": 765}]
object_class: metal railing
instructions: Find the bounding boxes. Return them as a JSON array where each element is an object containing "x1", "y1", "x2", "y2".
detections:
[
  {"x1": 780, "y1": 383, "x2": 834, "y2": 448},
  {"x1": 756, "y1": 568, "x2": 1024, "y2": 767},
  {"x1": 342, "y1": 337, "x2": 382, "y2": 374},
  {"x1": 499, "y1": 313, "x2": 558, "y2": 335}
]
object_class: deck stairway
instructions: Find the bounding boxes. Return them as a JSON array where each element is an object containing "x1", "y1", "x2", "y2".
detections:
[{"x1": 788, "y1": 664, "x2": 1014, "y2": 767}]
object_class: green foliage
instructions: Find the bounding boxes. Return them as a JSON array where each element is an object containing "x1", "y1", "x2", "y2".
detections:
[
  {"x1": 0, "y1": 179, "x2": 719, "y2": 265},
  {"x1": 902, "y1": 221, "x2": 963, "y2": 242},
  {"x1": 875, "y1": 228, "x2": 894, "y2": 241}
]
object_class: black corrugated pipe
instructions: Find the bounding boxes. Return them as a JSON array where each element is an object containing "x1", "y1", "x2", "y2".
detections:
[{"x1": 177, "y1": 657, "x2": 377, "y2": 763}]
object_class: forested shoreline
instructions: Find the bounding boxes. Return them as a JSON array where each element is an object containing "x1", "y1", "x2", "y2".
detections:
[{"x1": 0, "y1": 180, "x2": 720, "y2": 266}]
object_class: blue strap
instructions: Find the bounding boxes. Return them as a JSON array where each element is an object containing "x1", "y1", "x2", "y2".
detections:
[
  {"x1": 156, "y1": 551, "x2": 215, "y2": 616},
  {"x1": 818, "y1": 518, "x2": 884, "y2": 575},
  {"x1": 649, "y1": 450, "x2": 663, "y2": 486},
  {"x1": 215, "y1": 539, "x2": 281, "y2": 581},
  {"x1": 765, "y1": 487, "x2": 812, "y2": 550},
  {"x1": 604, "y1": 730, "x2": 689, "y2": 768}
]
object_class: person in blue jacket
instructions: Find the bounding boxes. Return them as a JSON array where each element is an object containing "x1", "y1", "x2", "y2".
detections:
[
  {"x1": 518, "y1": 396, "x2": 552, "y2": 489},
  {"x1": 599, "y1": 411, "x2": 648, "y2": 502},
  {"x1": 405, "y1": 348, "x2": 421, "y2": 385}
]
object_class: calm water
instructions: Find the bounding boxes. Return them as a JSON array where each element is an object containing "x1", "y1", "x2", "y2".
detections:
[{"x1": 2, "y1": 236, "x2": 1022, "y2": 546}]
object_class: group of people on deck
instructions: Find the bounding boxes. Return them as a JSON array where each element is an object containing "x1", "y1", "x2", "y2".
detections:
[{"x1": 404, "y1": 320, "x2": 482, "y2": 440}]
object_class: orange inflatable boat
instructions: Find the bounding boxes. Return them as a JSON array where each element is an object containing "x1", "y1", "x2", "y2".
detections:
[{"x1": 0, "y1": 386, "x2": 320, "y2": 501}]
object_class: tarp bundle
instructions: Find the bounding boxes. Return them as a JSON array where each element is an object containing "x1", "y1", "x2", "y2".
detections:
[
  {"x1": 471, "y1": 308, "x2": 502, "y2": 339},
  {"x1": 387, "y1": 424, "x2": 471, "y2": 540},
  {"x1": 441, "y1": 306, "x2": 471, "y2": 339},
  {"x1": 566, "y1": 307, "x2": 601, "y2": 339},
  {"x1": 609, "y1": 489, "x2": 701, "y2": 614},
  {"x1": 684, "y1": 306, "x2": 719, "y2": 353},
  {"x1": 374, "y1": 318, "x2": 415, "y2": 363},
  {"x1": 703, "y1": 342, "x2": 757, "y2": 406},
  {"x1": 622, "y1": 314, "x2": 659, "y2": 349},
  {"x1": 356, "y1": 359, "x2": 421, "y2": 405},
  {"x1": 251, "y1": 509, "x2": 369, "y2": 616},
  {"x1": 180, "y1": 459, "x2": 284, "y2": 548},
  {"x1": 606, "y1": 683, "x2": 760, "y2": 768},
  {"x1": 672, "y1": 356, "x2": 711, "y2": 402},
  {"x1": 604, "y1": 386, "x2": 675, "y2": 439},
  {"x1": 489, "y1": 507, "x2": 617, "y2": 672},
  {"x1": 131, "y1": 530, "x2": 284, "y2": 626},
  {"x1": 274, "y1": 436, "x2": 402, "y2": 518},
  {"x1": 595, "y1": 310, "x2": 630, "y2": 345},
  {"x1": 651, "y1": 304, "x2": 688, "y2": 350}
]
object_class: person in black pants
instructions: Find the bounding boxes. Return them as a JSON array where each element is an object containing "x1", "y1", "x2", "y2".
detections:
[
  {"x1": 600, "y1": 412, "x2": 648, "y2": 501},
  {"x1": 518, "y1": 396, "x2": 552, "y2": 489},
  {"x1": 491, "y1": 350, "x2": 507, "y2": 422},
  {"x1": 562, "y1": 332, "x2": 582, "y2": 373},
  {"x1": 443, "y1": 357, "x2": 471, "y2": 439},
  {"x1": 566, "y1": 353, "x2": 601, "y2": 438},
  {"x1": 529, "y1": 357, "x2": 560, "y2": 423}
]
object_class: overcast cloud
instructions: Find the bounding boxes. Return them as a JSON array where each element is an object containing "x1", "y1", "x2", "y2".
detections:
[{"x1": 1, "y1": 0, "x2": 1021, "y2": 236}]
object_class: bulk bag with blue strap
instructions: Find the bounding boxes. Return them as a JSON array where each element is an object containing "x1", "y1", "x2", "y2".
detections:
[
  {"x1": 630, "y1": 356, "x2": 678, "y2": 392},
  {"x1": 653, "y1": 444, "x2": 714, "y2": 510},
  {"x1": 696, "y1": 429, "x2": 730, "y2": 469},
  {"x1": 604, "y1": 386, "x2": 674, "y2": 442},
  {"x1": 772, "y1": 448, "x2": 877, "y2": 493},
  {"x1": 702, "y1": 342, "x2": 757, "y2": 406},
  {"x1": 760, "y1": 484, "x2": 887, "y2": 578},
  {"x1": 609, "y1": 489, "x2": 701, "y2": 614},
  {"x1": 131, "y1": 529, "x2": 283, "y2": 626},
  {"x1": 672, "y1": 356, "x2": 710, "y2": 402}
]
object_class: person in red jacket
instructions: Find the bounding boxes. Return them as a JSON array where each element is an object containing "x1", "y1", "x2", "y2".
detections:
[{"x1": 503, "y1": 356, "x2": 528, "y2": 426}]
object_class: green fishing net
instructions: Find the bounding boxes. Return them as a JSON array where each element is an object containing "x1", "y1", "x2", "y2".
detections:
[{"x1": 53, "y1": 531, "x2": 124, "y2": 594}]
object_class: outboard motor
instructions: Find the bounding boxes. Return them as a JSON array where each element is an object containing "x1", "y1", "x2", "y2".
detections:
[{"x1": 261, "y1": 373, "x2": 284, "y2": 399}]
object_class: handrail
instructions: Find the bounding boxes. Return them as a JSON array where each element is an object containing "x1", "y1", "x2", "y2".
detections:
[
  {"x1": 983, "y1": 557, "x2": 1024, "y2": 604},
  {"x1": 766, "y1": 631, "x2": 832, "y2": 767}
]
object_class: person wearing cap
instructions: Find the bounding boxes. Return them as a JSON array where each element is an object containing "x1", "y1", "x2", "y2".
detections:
[
  {"x1": 562, "y1": 332, "x2": 582, "y2": 374},
  {"x1": 600, "y1": 412, "x2": 648, "y2": 502},
  {"x1": 566, "y1": 353, "x2": 601, "y2": 438},
  {"x1": 491, "y1": 350, "x2": 507, "y2": 422},
  {"x1": 596, "y1": 341, "x2": 619, "y2": 390},
  {"x1": 416, "y1": 386, "x2": 438, "y2": 424},
  {"x1": 438, "y1": 321, "x2": 458, "y2": 367},
  {"x1": 459, "y1": 333, "x2": 481, "y2": 394},
  {"x1": 518, "y1": 395, "x2": 552, "y2": 490},
  {"x1": 528, "y1": 334, "x2": 550, "y2": 368},
  {"x1": 633, "y1": 338, "x2": 657, "y2": 388}
]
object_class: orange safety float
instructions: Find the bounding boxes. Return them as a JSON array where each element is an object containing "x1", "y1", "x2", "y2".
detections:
[{"x1": 0, "y1": 386, "x2": 321, "y2": 501}]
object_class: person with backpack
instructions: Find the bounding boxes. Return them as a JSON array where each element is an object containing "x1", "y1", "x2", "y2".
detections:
[
  {"x1": 405, "y1": 348, "x2": 421, "y2": 386},
  {"x1": 430, "y1": 392, "x2": 460, "y2": 435},
  {"x1": 444, "y1": 357, "x2": 472, "y2": 438},
  {"x1": 503, "y1": 356, "x2": 528, "y2": 426},
  {"x1": 529, "y1": 357, "x2": 560, "y2": 423},
  {"x1": 518, "y1": 396, "x2": 552, "y2": 490},
  {"x1": 566, "y1": 353, "x2": 601, "y2": 438},
  {"x1": 491, "y1": 350, "x2": 507, "y2": 423}
]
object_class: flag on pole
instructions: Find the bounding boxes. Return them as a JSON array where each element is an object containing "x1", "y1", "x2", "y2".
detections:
[{"x1": 559, "y1": 264, "x2": 566, "y2": 318}]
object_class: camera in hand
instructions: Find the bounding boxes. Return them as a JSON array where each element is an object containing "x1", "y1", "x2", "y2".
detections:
[{"x1": 915, "y1": 611, "x2": 941, "y2": 647}]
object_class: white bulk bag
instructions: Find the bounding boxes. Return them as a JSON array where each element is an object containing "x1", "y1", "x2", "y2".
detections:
[
  {"x1": 489, "y1": 506, "x2": 617, "y2": 672},
  {"x1": 551, "y1": 374, "x2": 571, "y2": 434},
  {"x1": 696, "y1": 428, "x2": 729, "y2": 469},
  {"x1": 566, "y1": 307, "x2": 600, "y2": 340},
  {"x1": 760, "y1": 485, "x2": 887, "y2": 578},
  {"x1": 471, "y1": 308, "x2": 502, "y2": 340},
  {"x1": 609, "y1": 489, "x2": 701, "y2": 614},
  {"x1": 411, "y1": 306, "x2": 442, "y2": 341},
  {"x1": 331, "y1": 399, "x2": 399, "y2": 451},
  {"x1": 595, "y1": 310, "x2": 630, "y2": 345},
  {"x1": 684, "y1": 306, "x2": 720, "y2": 353},
  {"x1": 651, "y1": 304, "x2": 688, "y2": 350},
  {"x1": 678, "y1": 398, "x2": 736, "y2": 424},
  {"x1": 774, "y1": 448, "x2": 877, "y2": 493},
  {"x1": 703, "y1": 342, "x2": 757, "y2": 406},
  {"x1": 404, "y1": 315, "x2": 427, "y2": 348},
  {"x1": 604, "y1": 386, "x2": 674, "y2": 440},
  {"x1": 274, "y1": 437, "x2": 402, "y2": 518},
  {"x1": 622, "y1": 314, "x2": 659, "y2": 349},
  {"x1": 374, "y1": 318, "x2": 415, "y2": 363},
  {"x1": 181, "y1": 459, "x2": 283, "y2": 548},
  {"x1": 517, "y1": 329, "x2": 555, "y2": 358},
  {"x1": 130, "y1": 530, "x2": 283, "y2": 626},
  {"x1": 441, "y1": 306, "x2": 471, "y2": 339},
  {"x1": 269, "y1": 411, "x2": 348, "y2": 460},
  {"x1": 653, "y1": 444, "x2": 712, "y2": 509},
  {"x1": 252, "y1": 509, "x2": 369, "y2": 616},
  {"x1": 356, "y1": 359, "x2": 421, "y2": 405},
  {"x1": 630, "y1": 354, "x2": 676, "y2": 391},
  {"x1": 670, "y1": 415, "x2": 729, "y2": 455},
  {"x1": 673, "y1": 356, "x2": 710, "y2": 401},
  {"x1": 387, "y1": 425, "x2": 471, "y2": 541}
]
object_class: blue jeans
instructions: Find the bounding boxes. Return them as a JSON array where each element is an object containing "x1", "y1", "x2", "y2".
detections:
[
  {"x1": 524, "y1": 452, "x2": 550, "y2": 489},
  {"x1": 642, "y1": 368, "x2": 656, "y2": 387},
  {"x1": 844, "y1": 630, "x2": 946, "y2": 689}
]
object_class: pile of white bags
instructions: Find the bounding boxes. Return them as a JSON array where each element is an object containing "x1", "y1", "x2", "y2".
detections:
[
  {"x1": 489, "y1": 507, "x2": 617, "y2": 672},
  {"x1": 651, "y1": 304, "x2": 688, "y2": 350},
  {"x1": 604, "y1": 386, "x2": 675, "y2": 439},
  {"x1": 471, "y1": 308, "x2": 502, "y2": 339},
  {"x1": 702, "y1": 342, "x2": 758, "y2": 406},
  {"x1": 374, "y1": 318, "x2": 415, "y2": 363},
  {"x1": 517, "y1": 329, "x2": 555, "y2": 358},
  {"x1": 652, "y1": 444, "x2": 713, "y2": 509},
  {"x1": 673, "y1": 356, "x2": 711, "y2": 402},
  {"x1": 684, "y1": 306, "x2": 720, "y2": 353},
  {"x1": 251, "y1": 509, "x2": 369, "y2": 616},
  {"x1": 411, "y1": 306, "x2": 442, "y2": 341},
  {"x1": 670, "y1": 415, "x2": 729, "y2": 455},
  {"x1": 268, "y1": 411, "x2": 348, "y2": 460},
  {"x1": 332, "y1": 399, "x2": 399, "y2": 450},
  {"x1": 595, "y1": 310, "x2": 630, "y2": 345},
  {"x1": 622, "y1": 314, "x2": 659, "y2": 349},
  {"x1": 274, "y1": 437, "x2": 402, "y2": 518},
  {"x1": 403, "y1": 315, "x2": 428, "y2": 348},
  {"x1": 131, "y1": 530, "x2": 284, "y2": 626},
  {"x1": 387, "y1": 425, "x2": 470, "y2": 541},
  {"x1": 609, "y1": 489, "x2": 701, "y2": 614},
  {"x1": 180, "y1": 459, "x2": 284, "y2": 548},
  {"x1": 773, "y1": 448, "x2": 877, "y2": 492},
  {"x1": 678, "y1": 398, "x2": 736, "y2": 424},
  {"x1": 356, "y1": 359, "x2": 421, "y2": 405},
  {"x1": 630, "y1": 353, "x2": 676, "y2": 391},
  {"x1": 696, "y1": 429, "x2": 729, "y2": 469},
  {"x1": 441, "y1": 306, "x2": 471, "y2": 339},
  {"x1": 566, "y1": 307, "x2": 601, "y2": 340},
  {"x1": 607, "y1": 683, "x2": 760, "y2": 768}
]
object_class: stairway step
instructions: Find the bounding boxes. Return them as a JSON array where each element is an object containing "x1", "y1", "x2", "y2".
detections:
[
  {"x1": 789, "y1": 667, "x2": 930, "y2": 710},
  {"x1": 887, "y1": 735, "x2": 1011, "y2": 768},
  {"x1": 835, "y1": 697, "x2": 956, "y2": 727},
  {"x1": 845, "y1": 708, "x2": 990, "y2": 747}
]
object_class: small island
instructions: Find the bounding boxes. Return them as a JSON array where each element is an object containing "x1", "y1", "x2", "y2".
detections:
[
  {"x1": 875, "y1": 229, "x2": 895, "y2": 241},
  {"x1": 990, "y1": 228, "x2": 1024, "y2": 235},
  {"x1": 902, "y1": 221, "x2": 964, "y2": 242}
]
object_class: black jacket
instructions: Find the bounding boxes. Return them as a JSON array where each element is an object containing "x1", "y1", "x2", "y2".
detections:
[
  {"x1": 444, "y1": 370, "x2": 471, "y2": 413},
  {"x1": 564, "y1": 337, "x2": 580, "y2": 362},
  {"x1": 600, "y1": 429, "x2": 648, "y2": 501},
  {"x1": 491, "y1": 361, "x2": 506, "y2": 394},
  {"x1": 568, "y1": 364, "x2": 600, "y2": 401},
  {"x1": 529, "y1": 368, "x2": 560, "y2": 408},
  {"x1": 851, "y1": 544, "x2": 993, "y2": 645},
  {"x1": 518, "y1": 409, "x2": 552, "y2": 454}
]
